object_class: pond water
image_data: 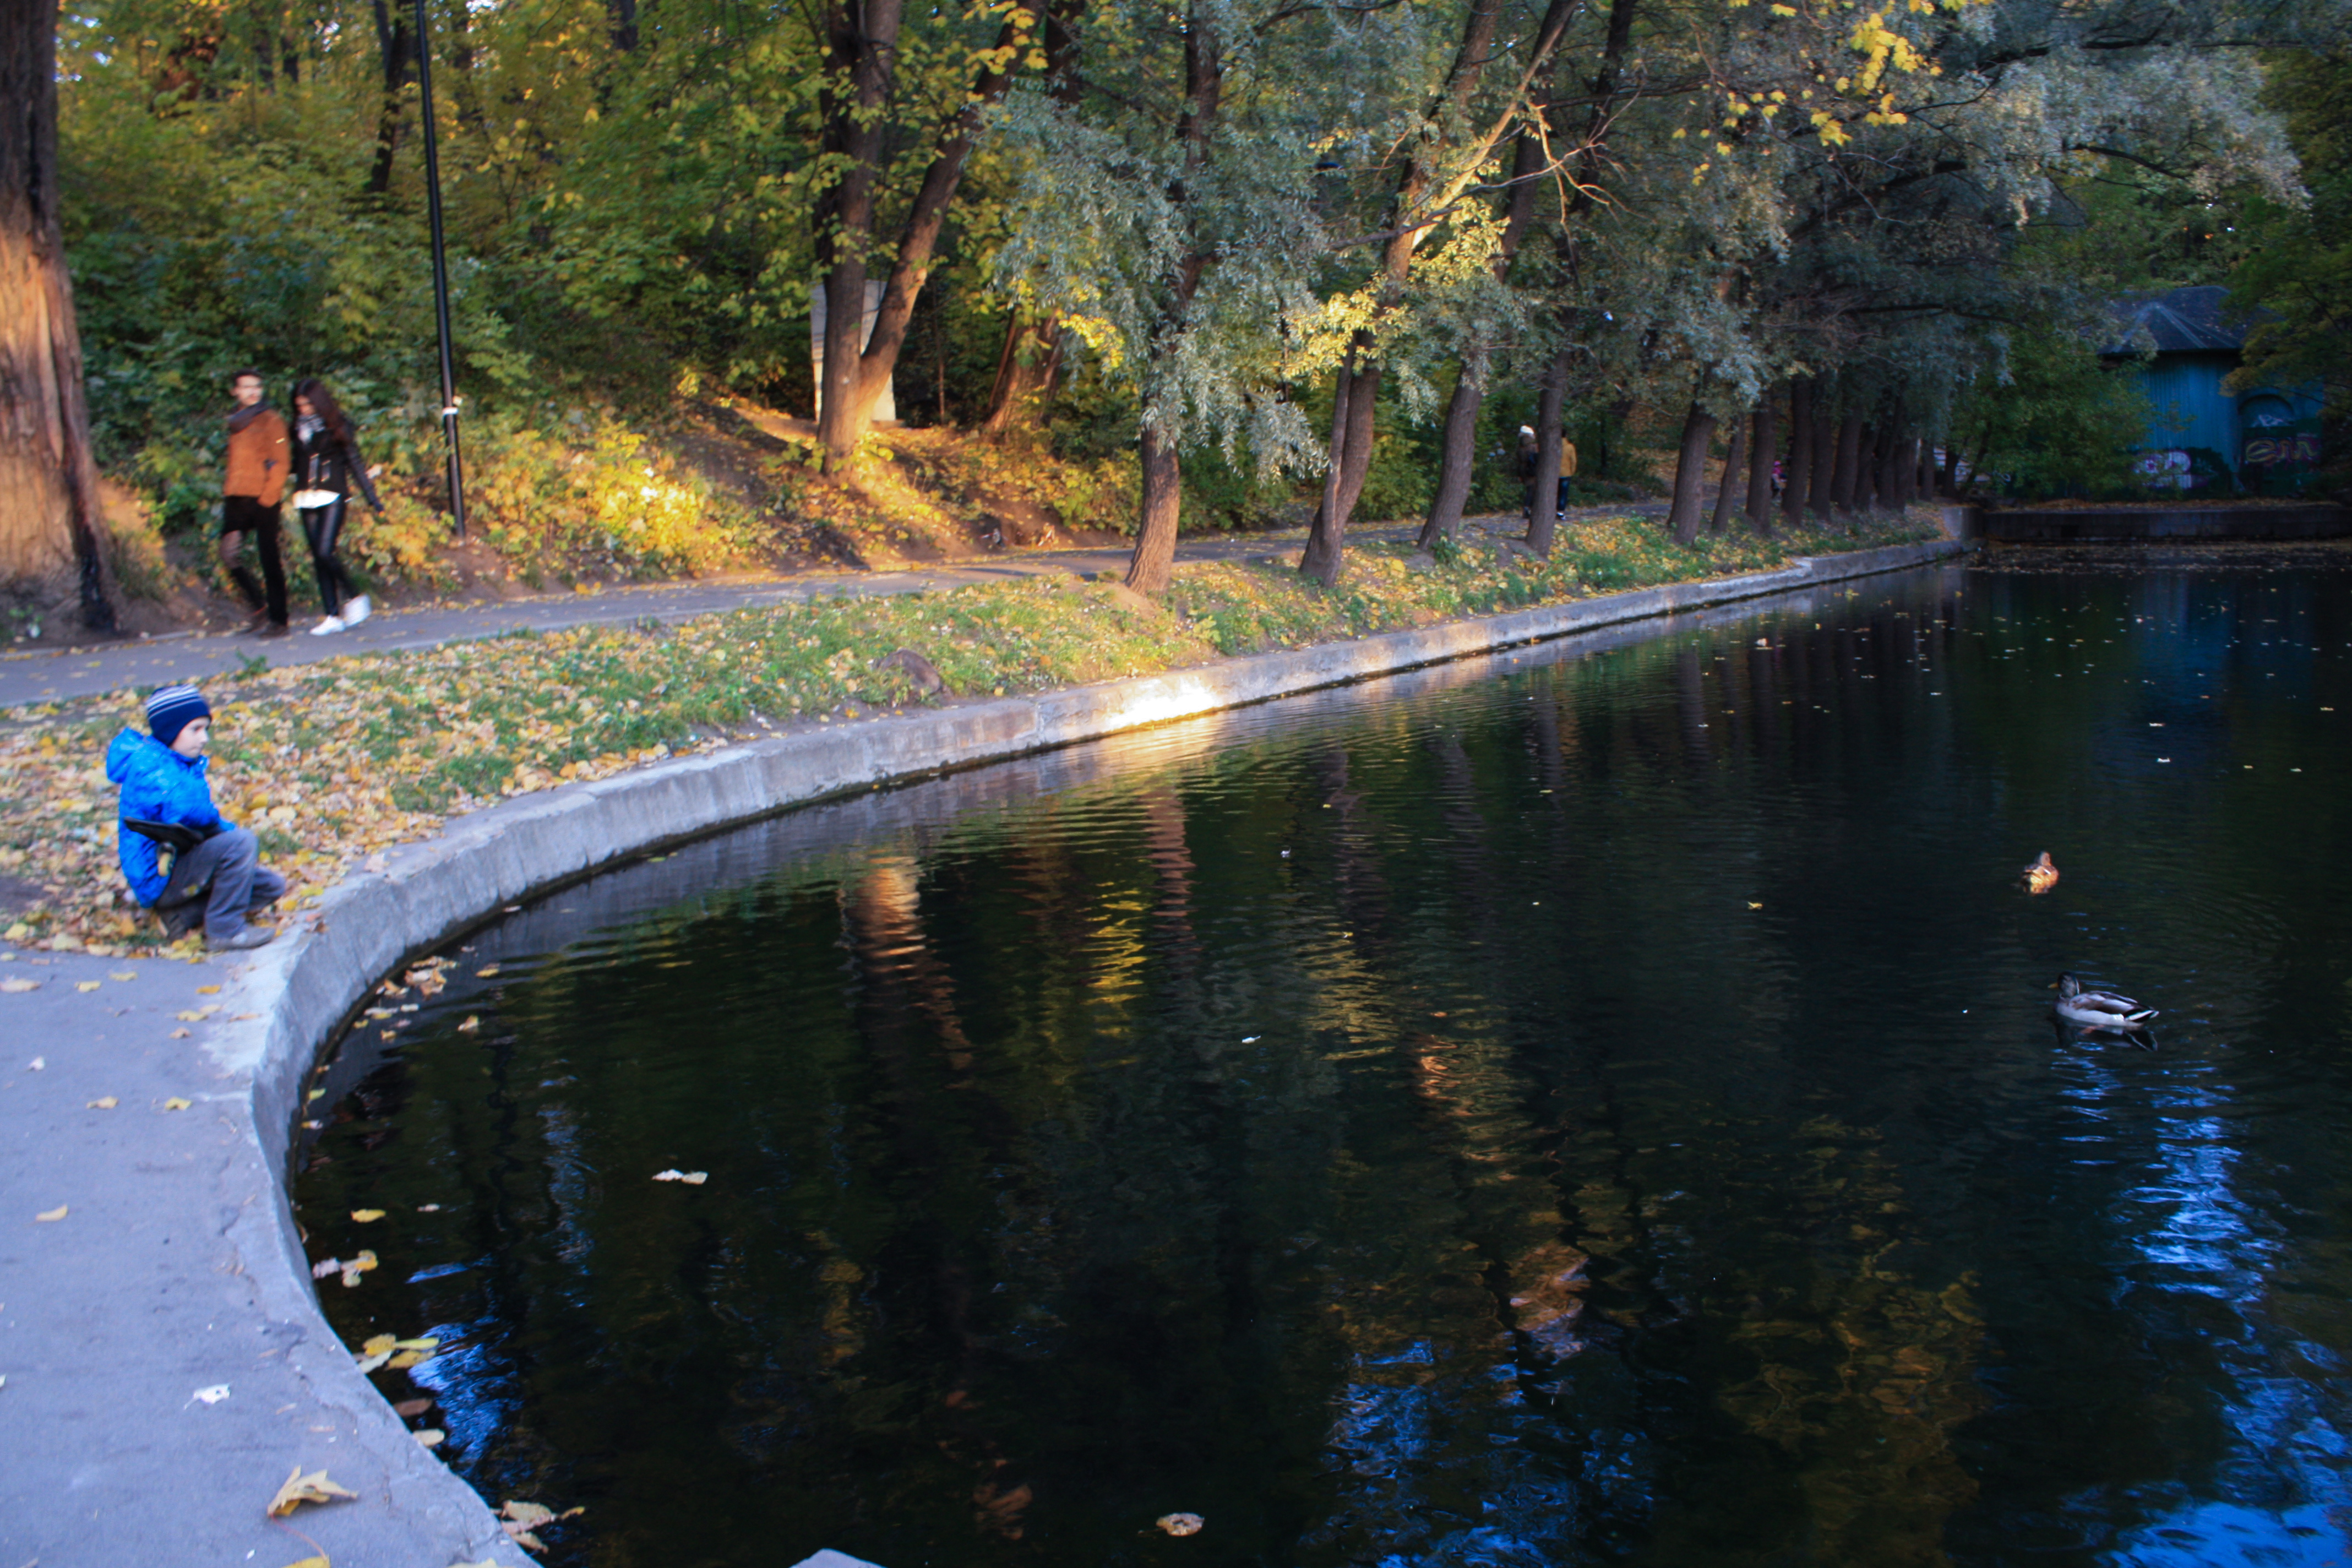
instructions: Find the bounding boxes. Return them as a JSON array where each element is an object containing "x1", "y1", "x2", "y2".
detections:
[{"x1": 298, "y1": 549, "x2": 2352, "y2": 1567}]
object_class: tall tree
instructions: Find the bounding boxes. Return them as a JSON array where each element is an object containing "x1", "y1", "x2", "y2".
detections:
[{"x1": 2, "y1": 0, "x2": 117, "y2": 630}]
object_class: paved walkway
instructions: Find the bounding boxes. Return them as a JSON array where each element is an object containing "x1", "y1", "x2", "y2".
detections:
[{"x1": 0, "y1": 527, "x2": 1445, "y2": 709}]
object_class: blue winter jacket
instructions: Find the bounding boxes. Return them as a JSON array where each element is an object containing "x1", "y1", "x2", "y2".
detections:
[{"x1": 106, "y1": 728, "x2": 232, "y2": 906}]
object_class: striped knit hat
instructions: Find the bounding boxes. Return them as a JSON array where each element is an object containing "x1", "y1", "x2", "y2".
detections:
[{"x1": 145, "y1": 685, "x2": 211, "y2": 747}]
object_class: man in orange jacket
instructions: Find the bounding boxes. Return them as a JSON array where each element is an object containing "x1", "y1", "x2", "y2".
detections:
[{"x1": 222, "y1": 369, "x2": 291, "y2": 636}]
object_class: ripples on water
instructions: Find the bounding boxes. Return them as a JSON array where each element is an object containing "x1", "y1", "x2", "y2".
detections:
[{"x1": 298, "y1": 555, "x2": 2352, "y2": 1567}]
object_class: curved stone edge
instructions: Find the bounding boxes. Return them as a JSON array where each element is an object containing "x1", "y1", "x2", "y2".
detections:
[{"x1": 196, "y1": 536, "x2": 1967, "y2": 1549}]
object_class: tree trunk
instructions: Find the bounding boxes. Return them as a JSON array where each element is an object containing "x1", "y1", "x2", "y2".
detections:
[
  {"x1": 1852, "y1": 424, "x2": 1878, "y2": 510},
  {"x1": 1746, "y1": 399, "x2": 1776, "y2": 535},
  {"x1": 367, "y1": 0, "x2": 409, "y2": 195},
  {"x1": 1831, "y1": 412, "x2": 1861, "y2": 512},
  {"x1": 1419, "y1": 128, "x2": 1545, "y2": 548},
  {"x1": 1807, "y1": 388, "x2": 1836, "y2": 519},
  {"x1": 1523, "y1": 341, "x2": 1572, "y2": 558},
  {"x1": 607, "y1": 0, "x2": 638, "y2": 50},
  {"x1": 1418, "y1": 349, "x2": 1488, "y2": 548},
  {"x1": 1119, "y1": 0, "x2": 1218, "y2": 595},
  {"x1": 1780, "y1": 378, "x2": 1813, "y2": 529},
  {"x1": 1, "y1": 0, "x2": 118, "y2": 629},
  {"x1": 1667, "y1": 400, "x2": 1718, "y2": 546},
  {"x1": 1709, "y1": 413, "x2": 1746, "y2": 533},
  {"x1": 1126, "y1": 422, "x2": 1182, "y2": 594},
  {"x1": 1302, "y1": 344, "x2": 1365, "y2": 584},
  {"x1": 980, "y1": 314, "x2": 1060, "y2": 442},
  {"x1": 811, "y1": 0, "x2": 903, "y2": 465}
]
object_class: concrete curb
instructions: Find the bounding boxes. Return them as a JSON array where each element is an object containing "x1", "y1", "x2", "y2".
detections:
[{"x1": 197, "y1": 537, "x2": 1967, "y2": 1550}]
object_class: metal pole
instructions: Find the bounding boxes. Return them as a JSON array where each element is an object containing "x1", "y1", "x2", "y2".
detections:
[{"x1": 411, "y1": 0, "x2": 467, "y2": 538}]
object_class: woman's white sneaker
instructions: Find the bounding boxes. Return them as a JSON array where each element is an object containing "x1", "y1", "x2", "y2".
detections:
[
  {"x1": 309, "y1": 615, "x2": 345, "y2": 636},
  {"x1": 342, "y1": 595, "x2": 371, "y2": 625}
]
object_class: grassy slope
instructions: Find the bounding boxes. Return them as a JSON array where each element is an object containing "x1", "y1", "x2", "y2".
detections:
[{"x1": 1, "y1": 511, "x2": 1937, "y2": 954}]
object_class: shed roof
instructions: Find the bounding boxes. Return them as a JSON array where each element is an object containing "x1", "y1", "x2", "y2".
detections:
[{"x1": 2102, "y1": 285, "x2": 2253, "y2": 356}]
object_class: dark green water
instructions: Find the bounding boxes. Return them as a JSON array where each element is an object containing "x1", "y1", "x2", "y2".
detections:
[{"x1": 298, "y1": 553, "x2": 2352, "y2": 1568}]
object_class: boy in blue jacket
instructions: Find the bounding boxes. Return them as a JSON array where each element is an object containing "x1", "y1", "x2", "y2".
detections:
[{"x1": 106, "y1": 685, "x2": 285, "y2": 951}]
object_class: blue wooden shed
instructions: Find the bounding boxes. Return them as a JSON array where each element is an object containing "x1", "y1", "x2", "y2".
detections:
[{"x1": 2103, "y1": 286, "x2": 2323, "y2": 494}]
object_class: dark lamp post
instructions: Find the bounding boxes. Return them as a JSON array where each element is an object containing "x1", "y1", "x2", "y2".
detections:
[{"x1": 412, "y1": 0, "x2": 468, "y2": 539}]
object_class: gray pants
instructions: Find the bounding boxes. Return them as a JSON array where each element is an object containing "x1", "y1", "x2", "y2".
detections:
[{"x1": 153, "y1": 827, "x2": 286, "y2": 938}]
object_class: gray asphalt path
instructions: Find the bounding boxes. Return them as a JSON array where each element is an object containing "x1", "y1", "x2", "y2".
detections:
[
  {"x1": 0, "y1": 945, "x2": 527, "y2": 1568},
  {"x1": 3, "y1": 529, "x2": 1425, "y2": 709}
]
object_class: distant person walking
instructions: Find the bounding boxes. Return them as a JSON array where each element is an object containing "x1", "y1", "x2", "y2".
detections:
[
  {"x1": 221, "y1": 369, "x2": 291, "y2": 637},
  {"x1": 287, "y1": 378, "x2": 382, "y2": 636}
]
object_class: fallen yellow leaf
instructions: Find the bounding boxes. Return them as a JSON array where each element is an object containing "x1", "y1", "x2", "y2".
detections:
[
  {"x1": 169, "y1": 1027, "x2": 190, "y2": 1038},
  {"x1": 0, "y1": 978, "x2": 39, "y2": 993},
  {"x1": 280, "y1": 1556, "x2": 329, "y2": 1568},
  {"x1": 502, "y1": 1500, "x2": 557, "y2": 1528},
  {"x1": 36, "y1": 1205, "x2": 67, "y2": 1222},
  {"x1": 75, "y1": 979, "x2": 101, "y2": 992},
  {"x1": 197, "y1": 984, "x2": 221, "y2": 995},
  {"x1": 386, "y1": 1350, "x2": 430, "y2": 1370},
  {"x1": 110, "y1": 970, "x2": 137, "y2": 981},
  {"x1": 413, "y1": 1428, "x2": 446, "y2": 1447},
  {"x1": 350, "y1": 1208, "x2": 385, "y2": 1223},
  {"x1": 475, "y1": 965, "x2": 499, "y2": 977},
  {"x1": 86, "y1": 1096, "x2": 117, "y2": 1109},
  {"x1": 175, "y1": 1010, "x2": 208, "y2": 1022},
  {"x1": 339, "y1": 1250, "x2": 378, "y2": 1287},
  {"x1": 266, "y1": 1464, "x2": 358, "y2": 1517},
  {"x1": 455, "y1": 1015, "x2": 479, "y2": 1034},
  {"x1": 164, "y1": 1097, "x2": 192, "y2": 1111},
  {"x1": 392, "y1": 1337, "x2": 441, "y2": 1352}
]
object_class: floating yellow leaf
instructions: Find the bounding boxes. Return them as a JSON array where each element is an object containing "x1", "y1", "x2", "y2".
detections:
[
  {"x1": 386, "y1": 1350, "x2": 429, "y2": 1370},
  {"x1": 36, "y1": 1205, "x2": 67, "y2": 1222},
  {"x1": 652, "y1": 1169, "x2": 707, "y2": 1184},
  {"x1": 413, "y1": 1428, "x2": 446, "y2": 1447},
  {"x1": 393, "y1": 1337, "x2": 441, "y2": 1352},
  {"x1": 351, "y1": 1208, "x2": 385, "y2": 1223},
  {"x1": 455, "y1": 1015, "x2": 480, "y2": 1034},
  {"x1": 164, "y1": 1097, "x2": 192, "y2": 1111},
  {"x1": 502, "y1": 1500, "x2": 557, "y2": 1528},
  {"x1": 86, "y1": 1096, "x2": 117, "y2": 1109},
  {"x1": 266, "y1": 1464, "x2": 358, "y2": 1517},
  {"x1": 339, "y1": 1250, "x2": 378, "y2": 1287},
  {"x1": 475, "y1": 965, "x2": 500, "y2": 977}
]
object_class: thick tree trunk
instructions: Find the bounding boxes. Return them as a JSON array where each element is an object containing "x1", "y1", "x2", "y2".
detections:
[
  {"x1": 1, "y1": 0, "x2": 118, "y2": 629},
  {"x1": 1780, "y1": 378, "x2": 1813, "y2": 530},
  {"x1": 607, "y1": 0, "x2": 639, "y2": 50},
  {"x1": 1667, "y1": 400, "x2": 1718, "y2": 546},
  {"x1": 1831, "y1": 412, "x2": 1861, "y2": 512},
  {"x1": 1709, "y1": 413, "x2": 1746, "y2": 533},
  {"x1": 1853, "y1": 424, "x2": 1879, "y2": 510},
  {"x1": 1418, "y1": 350, "x2": 1488, "y2": 548},
  {"x1": 1523, "y1": 342, "x2": 1572, "y2": 558},
  {"x1": 811, "y1": 0, "x2": 902, "y2": 465},
  {"x1": 1302, "y1": 344, "x2": 1368, "y2": 584},
  {"x1": 1126, "y1": 422, "x2": 1183, "y2": 594},
  {"x1": 1807, "y1": 389, "x2": 1836, "y2": 519},
  {"x1": 1746, "y1": 399, "x2": 1777, "y2": 535}
]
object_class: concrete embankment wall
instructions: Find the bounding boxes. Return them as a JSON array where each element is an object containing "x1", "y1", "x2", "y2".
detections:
[{"x1": 203, "y1": 536, "x2": 1969, "y2": 1554}]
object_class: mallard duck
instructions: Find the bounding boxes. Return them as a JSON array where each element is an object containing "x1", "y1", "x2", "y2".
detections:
[
  {"x1": 2054, "y1": 972, "x2": 2157, "y2": 1031},
  {"x1": 2023, "y1": 852, "x2": 2059, "y2": 894}
]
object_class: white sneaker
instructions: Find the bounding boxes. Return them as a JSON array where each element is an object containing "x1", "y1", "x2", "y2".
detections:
[
  {"x1": 342, "y1": 595, "x2": 371, "y2": 626},
  {"x1": 309, "y1": 616, "x2": 345, "y2": 636}
]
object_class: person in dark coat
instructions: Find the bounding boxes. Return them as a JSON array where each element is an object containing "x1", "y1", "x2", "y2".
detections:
[
  {"x1": 287, "y1": 378, "x2": 384, "y2": 636},
  {"x1": 106, "y1": 685, "x2": 286, "y2": 950}
]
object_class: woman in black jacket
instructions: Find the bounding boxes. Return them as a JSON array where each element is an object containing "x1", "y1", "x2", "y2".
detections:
[{"x1": 287, "y1": 378, "x2": 384, "y2": 635}]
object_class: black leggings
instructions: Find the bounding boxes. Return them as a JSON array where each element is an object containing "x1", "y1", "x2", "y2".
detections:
[{"x1": 300, "y1": 498, "x2": 362, "y2": 617}]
